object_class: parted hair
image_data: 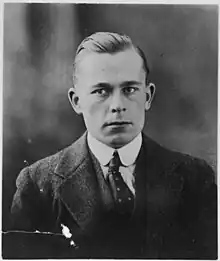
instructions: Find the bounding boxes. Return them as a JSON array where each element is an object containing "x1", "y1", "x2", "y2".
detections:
[{"x1": 73, "y1": 32, "x2": 150, "y2": 85}]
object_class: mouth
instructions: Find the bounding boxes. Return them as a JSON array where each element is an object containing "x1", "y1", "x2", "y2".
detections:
[{"x1": 104, "y1": 121, "x2": 131, "y2": 127}]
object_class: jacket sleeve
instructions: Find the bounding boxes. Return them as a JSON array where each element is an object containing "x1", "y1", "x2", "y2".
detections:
[{"x1": 10, "y1": 166, "x2": 42, "y2": 231}]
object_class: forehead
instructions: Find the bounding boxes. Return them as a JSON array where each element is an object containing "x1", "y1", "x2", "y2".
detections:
[{"x1": 76, "y1": 48, "x2": 145, "y2": 86}]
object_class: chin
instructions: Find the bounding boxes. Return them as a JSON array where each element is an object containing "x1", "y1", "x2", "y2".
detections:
[{"x1": 107, "y1": 133, "x2": 134, "y2": 149}]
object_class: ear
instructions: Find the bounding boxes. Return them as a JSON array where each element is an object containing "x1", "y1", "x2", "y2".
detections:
[
  {"x1": 68, "y1": 87, "x2": 82, "y2": 114},
  {"x1": 145, "y1": 82, "x2": 156, "y2": 111}
]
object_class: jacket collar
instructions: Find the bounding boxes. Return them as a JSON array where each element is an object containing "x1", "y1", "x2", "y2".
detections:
[
  {"x1": 54, "y1": 132, "x2": 166, "y2": 181},
  {"x1": 54, "y1": 132, "x2": 88, "y2": 178}
]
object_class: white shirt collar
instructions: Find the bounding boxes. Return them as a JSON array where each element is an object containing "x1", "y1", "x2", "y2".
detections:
[{"x1": 87, "y1": 132, "x2": 142, "y2": 167}]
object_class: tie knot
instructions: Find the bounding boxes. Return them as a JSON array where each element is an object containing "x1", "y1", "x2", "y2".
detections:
[{"x1": 109, "y1": 150, "x2": 121, "y2": 173}]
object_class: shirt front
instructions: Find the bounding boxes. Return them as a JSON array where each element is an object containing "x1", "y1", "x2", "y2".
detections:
[{"x1": 87, "y1": 133, "x2": 142, "y2": 195}]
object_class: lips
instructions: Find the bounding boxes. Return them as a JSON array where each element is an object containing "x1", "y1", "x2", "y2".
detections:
[{"x1": 105, "y1": 121, "x2": 131, "y2": 127}]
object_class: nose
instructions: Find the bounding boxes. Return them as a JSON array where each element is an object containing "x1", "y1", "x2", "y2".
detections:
[{"x1": 110, "y1": 91, "x2": 126, "y2": 113}]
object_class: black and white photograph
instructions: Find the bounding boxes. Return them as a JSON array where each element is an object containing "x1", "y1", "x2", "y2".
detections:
[{"x1": 2, "y1": 3, "x2": 218, "y2": 259}]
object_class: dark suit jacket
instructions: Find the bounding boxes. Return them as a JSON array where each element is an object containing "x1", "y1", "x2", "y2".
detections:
[{"x1": 5, "y1": 132, "x2": 217, "y2": 259}]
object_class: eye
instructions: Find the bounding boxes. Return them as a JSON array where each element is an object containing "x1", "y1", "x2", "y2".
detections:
[
  {"x1": 92, "y1": 88, "x2": 109, "y2": 96},
  {"x1": 123, "y1": 87, "x2": 138, "y2": 95}
]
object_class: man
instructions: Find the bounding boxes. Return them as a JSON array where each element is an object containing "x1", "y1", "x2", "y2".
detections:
[{"x1": 9, "y1": 32, "x2": 217, "y2": 259}]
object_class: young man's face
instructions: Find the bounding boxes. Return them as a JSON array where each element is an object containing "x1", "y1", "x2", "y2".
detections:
[{"x1": 70, "y1": 48, "x2": 154, "y2": 148}]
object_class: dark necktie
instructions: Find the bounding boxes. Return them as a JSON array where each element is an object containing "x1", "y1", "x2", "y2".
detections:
[{"x1": 107, "y1": 150, "x2": 134, "y2": 215}]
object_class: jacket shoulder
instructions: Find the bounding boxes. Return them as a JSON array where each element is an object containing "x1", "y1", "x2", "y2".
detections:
[
  {"x1": 15, "y1": 149, "x2": 62, "y2": 188},
  {"x1": 16, "y1": 132, "x2": 88, "y2": 188},
  {"x1": 143, "y1": 134, "x2": 215, "y2": 184},
  {"x1": 16, "y1": 141, "x2": 78, "y2": 187}
]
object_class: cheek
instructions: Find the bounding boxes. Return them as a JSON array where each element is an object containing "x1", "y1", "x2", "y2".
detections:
[
  {"x1": 83, "y1": 99, "x2": 106, "y2": 118},
  {"x1": 129, "y1": 94, "x2": 146, "y2": 112},
  {"x1": 89, "y1": 104, "x2": 99, "y2": 116}
]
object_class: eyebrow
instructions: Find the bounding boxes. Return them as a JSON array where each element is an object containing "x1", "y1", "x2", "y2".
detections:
[
  {"x1": 92, "y1": 82, "x2": 112, "y2": 89},
  {"x1": 120, "y1": 81, "x2": 142, "y2": 87},
  {"x1": 92, "y1": 81, "x2": 142, "y2": 89}
]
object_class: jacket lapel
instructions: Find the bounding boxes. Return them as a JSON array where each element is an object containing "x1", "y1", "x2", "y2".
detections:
[
  {"x1": 143, "y1": 134, "x2": 184, "y2": 204},
  {"x1": 54, "y1": 132, "x2": 102, "y2": 231},
  {"x1": 141, "y1": 134, "x2": 185, "y2": 258}
]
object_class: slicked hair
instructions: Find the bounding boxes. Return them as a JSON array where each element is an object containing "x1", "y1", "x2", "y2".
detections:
[{"x1": 73, "y1": 32, "x2": 150, "y2": 85}]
